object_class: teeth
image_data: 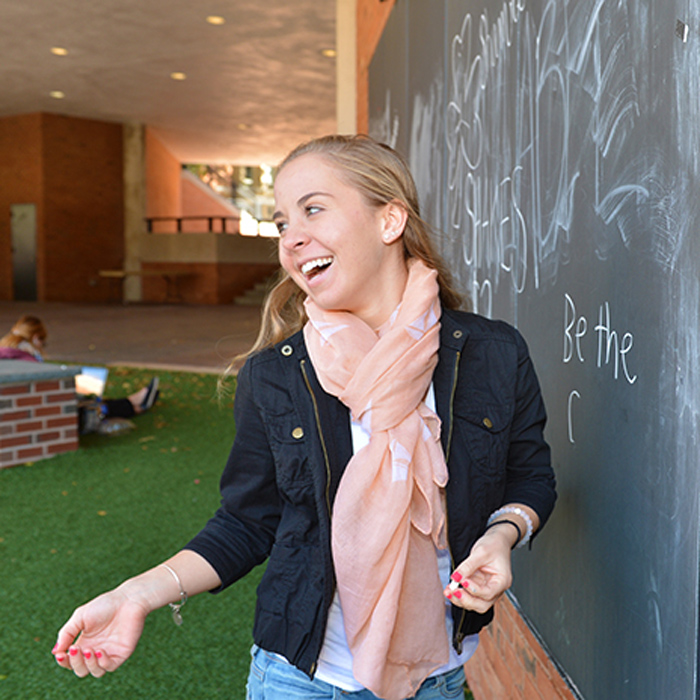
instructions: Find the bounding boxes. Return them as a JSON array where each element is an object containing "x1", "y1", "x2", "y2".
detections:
[{"x1": 301, "y1": 257, "x2": 333, "y2": 275}]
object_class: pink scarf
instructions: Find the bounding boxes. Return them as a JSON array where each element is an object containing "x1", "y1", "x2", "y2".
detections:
[{"x1": 303, "y1": 260, "x2": 450, "y2": 700}]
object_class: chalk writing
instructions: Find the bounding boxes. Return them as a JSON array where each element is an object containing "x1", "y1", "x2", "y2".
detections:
[
  {"x1": 443, "y1": 0, "x2": 659, "y2": 311},
  {"x1": 563, "y1": 293, "x2": 637, "y2": 444},
  {"x1": 563, "y1": 293, "x2": 587, "y2": 364},
  {"x1": 563, "y1": 293, "x2": 637, "y2": 384},
  {"x1": 567, "y1": 389, "x2": 581, "y2": 444},
  {"x1": 595, "y1": 301, "x2": 637, "y2": 385}
]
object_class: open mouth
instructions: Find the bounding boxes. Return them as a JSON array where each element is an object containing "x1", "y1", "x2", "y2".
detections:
[{"x1": 301, "y1": 257, "x2": 333, "y2": 279}]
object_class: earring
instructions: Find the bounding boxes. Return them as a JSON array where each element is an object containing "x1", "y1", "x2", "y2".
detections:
[{"x1": 383, "y1": 231, "x2": 395, "y2": 242}]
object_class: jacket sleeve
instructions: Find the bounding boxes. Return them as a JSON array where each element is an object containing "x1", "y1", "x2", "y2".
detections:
[
  {"x1": 184, "y1": 357, "x2": 281, "y2": 590},
  {"x1": 501, "y1": 327, "x2": 557, "y2": 531}
]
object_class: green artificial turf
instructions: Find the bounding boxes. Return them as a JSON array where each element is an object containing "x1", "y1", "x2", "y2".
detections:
[{"x1": 0, "y1": 367, "x2": 263, "y2": 700}]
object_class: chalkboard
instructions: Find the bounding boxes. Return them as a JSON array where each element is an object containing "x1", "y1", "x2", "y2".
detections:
[{"x1": 369, "y1": 2, "x2": 700, "y2": 698}]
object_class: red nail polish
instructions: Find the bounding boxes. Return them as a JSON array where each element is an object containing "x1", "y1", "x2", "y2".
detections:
[
  {"x1": 454, "y1": 589, "x2": 462, "y2": 599},
  {"x1": 451, "y1": 572, "x2": 463, "y2": 583},
  {"x1": 56, "y1": 655, "x2": 65, "y2": 663},
  {"x1": 95, "y1": 651, "x2": 103, "y2": 659},
  {"x1": 69, "y1": 648, "x2": 78, "y2": 657},
  {"x1": 462, "y1": 579, "x2": 469, "y2": 588},
  {"x1": 84, "y1": 651, "x2": 92, "y2": 660}
]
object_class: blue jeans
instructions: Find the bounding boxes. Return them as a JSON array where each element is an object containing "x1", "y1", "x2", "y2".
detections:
[{"x1": 246, "y1": 646, "x2": 466, "y2": 700}]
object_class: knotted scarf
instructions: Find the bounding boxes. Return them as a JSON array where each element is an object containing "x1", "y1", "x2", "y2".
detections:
[{"x1": 303, "y1": 260, "x2": 450, "y2": 700}]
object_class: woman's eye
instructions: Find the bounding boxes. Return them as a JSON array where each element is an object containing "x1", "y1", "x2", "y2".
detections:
[
  {"x1": 276, "y1": 221, "x2": 288, "y2": 235},
  {"x1": 306, "y1": 205, "x2": 321, "y2": 216}
]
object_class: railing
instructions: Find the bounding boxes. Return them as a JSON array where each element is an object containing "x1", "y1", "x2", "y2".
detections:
[{"x1": 145, "y1": 216, "x2": 241, "y2": 234}]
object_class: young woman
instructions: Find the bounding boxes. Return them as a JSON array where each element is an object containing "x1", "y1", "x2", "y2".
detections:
[{"x1": 52, "y1": 135, "x2": 556, "y2": 700}]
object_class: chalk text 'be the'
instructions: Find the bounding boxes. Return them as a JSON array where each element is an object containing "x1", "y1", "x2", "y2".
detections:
[{"x1": 563, "y1": 293, "x2": 637, "y2": 385}]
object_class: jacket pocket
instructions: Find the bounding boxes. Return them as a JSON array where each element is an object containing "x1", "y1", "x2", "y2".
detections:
[
  {"x1": 453, "y1": 401, "x2": 512, "y2": 474},
  {"x1": 263, "y1": 408, "x2": 315, "y2": 505}
]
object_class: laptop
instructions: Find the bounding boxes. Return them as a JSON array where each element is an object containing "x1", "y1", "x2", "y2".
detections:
[{"x1": 74, "y1": 366, "x2": 109, "y2": 397}]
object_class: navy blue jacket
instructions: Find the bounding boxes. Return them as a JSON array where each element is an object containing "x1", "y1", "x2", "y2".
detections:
[{"x1": 186, "y1": 309, "x2": 556, "y2": 677}]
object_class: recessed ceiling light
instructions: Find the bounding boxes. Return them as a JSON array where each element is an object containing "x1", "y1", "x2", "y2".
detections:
[
  {"x1": 206, "y1": 15, "x2": 226, "y2": 25},
  {"x1": 50, "y1": 90, "x2": 65, "y2": 99},
  {"x1": 321, "y1": 48, "x2": 337, "y2": 58},
  {"x1": 51, "y1": 47, "x2": 69, "y2": 56},
  {"x1": 170, "y1": 72, "x2": 187, "y2": 81}
]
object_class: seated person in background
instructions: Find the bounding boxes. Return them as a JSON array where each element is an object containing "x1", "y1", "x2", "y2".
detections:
[
  {"x1": 0, "y1": 314, "x2": 159, "y2": 423},
  {"x1": 0, "y1": 313, "x2": 46, "y2": 361}
]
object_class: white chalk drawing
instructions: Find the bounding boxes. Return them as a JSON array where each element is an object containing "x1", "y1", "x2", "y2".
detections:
[
  {"x1": 437, "y1": 0, "x2": 688, "y2": 313},
  {"x1": 369, "y1": 90, "x2": 400, "y2": 151}
]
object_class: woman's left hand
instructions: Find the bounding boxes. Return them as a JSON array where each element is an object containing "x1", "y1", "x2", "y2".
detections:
[{"x1": 443, "y1": 527, "x2": 514, "y2": 614}]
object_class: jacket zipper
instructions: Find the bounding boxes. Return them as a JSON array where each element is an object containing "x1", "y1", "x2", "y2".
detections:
[
  {"x1": 300, "y1": 359, "x2": 333, "y2": 677},
  {"x1": 445, "y1": 350, "x2": 460, "y2": 463},
  {"x1": 300, "y1": 359, "x2": 333, "y2": 517},
  {"x1": 445, "y1": 350, "x2": 467, "y2": 653}
]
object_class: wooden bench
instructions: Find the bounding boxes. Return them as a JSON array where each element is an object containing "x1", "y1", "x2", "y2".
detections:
[{"x1": 98, "y1": 269, "x2": 194, "y2": 303}]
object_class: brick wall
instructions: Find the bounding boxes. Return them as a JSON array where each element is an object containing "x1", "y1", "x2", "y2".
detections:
[
  {"x1": 42, "y1": 113, "x2": 124, "y2": 302},
  {"x1": 0, "y1": 113, "x2": 43, "y2": 301},
  {"x1": 0, "y1": 112, "x2": 124, "y2": 303},
  {"x1": 0, "y1": 378, "x2": 79, "y2": 469},
  {"x1": 465, "y1": 594, "x2": 579, "y2": 700},
  {"x1": 140, "y1": 261, "x2": 278, "y2": 304}
]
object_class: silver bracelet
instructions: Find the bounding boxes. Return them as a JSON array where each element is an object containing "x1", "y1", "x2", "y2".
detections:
[
  {"x1": 487, "y1": 506, "x2": 534, "y2": 548},
  {"x1": 159, "y1": 563, "x2": 188, "y2": 626}
]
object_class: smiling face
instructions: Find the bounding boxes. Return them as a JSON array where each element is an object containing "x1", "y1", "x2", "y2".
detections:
[{"x1": 273, "y1": 153, "x2": 409, "y2": 328}]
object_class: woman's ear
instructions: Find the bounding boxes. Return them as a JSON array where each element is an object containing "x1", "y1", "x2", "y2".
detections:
[{"x1": 380, "y1": 201, "x2": 409, "y2": 245}]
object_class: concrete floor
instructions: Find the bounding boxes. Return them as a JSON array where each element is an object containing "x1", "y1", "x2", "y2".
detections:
[{"x1": 0, "y1": 301, "x2": 263, "y2": 374}]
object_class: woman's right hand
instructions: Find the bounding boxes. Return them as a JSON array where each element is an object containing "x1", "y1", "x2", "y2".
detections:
[
  {"x1": 51, "y1": 551, "x2": 222, "y2": 678},
  {"x1": 52, "y1": 587, "x2": 149, "y2": 678}
]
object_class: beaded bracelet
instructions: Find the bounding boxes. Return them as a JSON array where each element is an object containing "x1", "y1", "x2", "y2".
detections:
[
  {"x1": 483, "y1": 518, "x2": 522, "y2": 549},
  {"x1": 160, "y1": 563, "x2": 188, "y2": 626},
  {"x1": 487, "y1": 506, "x2": 534, "y2": 549}
]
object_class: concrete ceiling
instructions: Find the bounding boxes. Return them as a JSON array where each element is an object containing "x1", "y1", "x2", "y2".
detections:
[{"x1": 0, "y1": 0, "x2": 338, "y2": 165}]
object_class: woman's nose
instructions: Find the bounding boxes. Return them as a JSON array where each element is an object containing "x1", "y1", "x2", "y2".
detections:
[{"x1": 279, "y1": 222, "x2": 309, "y2": 251}]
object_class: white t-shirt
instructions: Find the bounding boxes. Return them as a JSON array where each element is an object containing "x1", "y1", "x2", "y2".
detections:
[{"x1": 314, "y1": 385, "x2": 479, "y2": 691}]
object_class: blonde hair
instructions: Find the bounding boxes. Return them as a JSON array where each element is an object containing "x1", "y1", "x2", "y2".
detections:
[
  {"x1": 0, "y1": 315, "x2": 47, "y2": 350},
  {"x1": 230, "y1": 134, "x2": 467, "y2": 372}
]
